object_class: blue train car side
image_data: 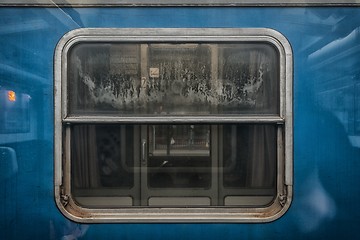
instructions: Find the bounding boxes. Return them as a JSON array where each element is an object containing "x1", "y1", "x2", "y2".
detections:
[{"x1": 1, "y1": 2, "x2": 360, "y2": 239}]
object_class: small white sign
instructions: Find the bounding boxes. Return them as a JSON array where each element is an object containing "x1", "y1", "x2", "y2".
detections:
[{"x1": 149, "y1": 68, "x2": 160, "y2": 78}]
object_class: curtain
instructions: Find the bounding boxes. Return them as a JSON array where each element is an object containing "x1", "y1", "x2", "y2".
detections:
[
  {"x1": 72, "y1": 125, "x2": 99, "y2": 188},
  {"x1": 248, "y1": 125, "x2": 276, "y2": 187},
  {"x1": 223, "y1": 124, "x2": 276, "y2": 189}
]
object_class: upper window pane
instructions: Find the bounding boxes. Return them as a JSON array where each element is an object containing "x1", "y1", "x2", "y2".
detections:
[{"x1": 68, "y1": 42, "x2": 279, "y2": 115}]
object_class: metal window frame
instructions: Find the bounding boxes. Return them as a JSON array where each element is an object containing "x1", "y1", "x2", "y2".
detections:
[
  {"x1": 2, "y1": 0, "x2": 360, "y2": 7},
  {"x1": 54, "y1": 28, "x2": 293, "y2": 223}
]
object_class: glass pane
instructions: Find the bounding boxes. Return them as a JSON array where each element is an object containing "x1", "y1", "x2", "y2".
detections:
[
  {"x1": 69, "y1": 123, "x2": 277, "y2": 207},
  {"x1": 147, "y1": 125, "x2": 211, "y2": 188},
  {"x1": 68, "y1": 42, "x2": 279, "y2": 115},
  {"x1": 71, "y1": 125, "x2": 135, "y2": 202},
  {"x1": 218, "y1": 45, "x2": 279, "y2": 114},
  {"x1": 222, "y1": 125, "x2": 277, "y2": 189},
  {"x1": 148, "y1": 125, "x2": 210, "y2": 156}
]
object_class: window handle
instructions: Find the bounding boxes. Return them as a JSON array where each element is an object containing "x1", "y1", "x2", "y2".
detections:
[{"x1": 141, "y1": 139, "x2": 147, "y2": 165}]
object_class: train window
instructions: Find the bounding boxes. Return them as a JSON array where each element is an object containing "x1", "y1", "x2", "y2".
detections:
[{"x1": 54, "y1": 28, "x2": 293, "y2": 222}]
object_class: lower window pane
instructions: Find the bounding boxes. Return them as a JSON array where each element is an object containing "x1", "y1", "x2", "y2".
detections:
[{"x1": 70, "y1": 124, "x2": 277, "y2": 207}]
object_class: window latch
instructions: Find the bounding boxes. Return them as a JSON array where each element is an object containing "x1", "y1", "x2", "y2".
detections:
[{"x1": 141, "y1": 139, "x2": 147, "y2": 165}]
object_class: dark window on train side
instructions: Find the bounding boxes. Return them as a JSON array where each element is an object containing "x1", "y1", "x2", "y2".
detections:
[{"x1": 54, "y1": 28, "x2": 293, "y2": 222}]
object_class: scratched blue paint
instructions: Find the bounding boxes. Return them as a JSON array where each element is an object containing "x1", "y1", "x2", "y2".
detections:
[{"x1": 0, "y1": 6, "x2": 359, "y2": 239}]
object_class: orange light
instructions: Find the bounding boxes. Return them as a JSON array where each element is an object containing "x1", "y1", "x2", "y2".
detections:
[{"x1": 8, "y1": 90, "x2": 16, "y2": 102}]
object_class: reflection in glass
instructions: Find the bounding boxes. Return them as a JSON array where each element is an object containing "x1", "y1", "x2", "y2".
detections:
[
  {"x1": 149, "y1": 125, "x2": 210, "y2": 156},
  {"x1": 222, "y1": 125, "x2": 277, "y2": 189},
  {"x1": 71, "y1": 125, "x2": 135, "y2": 191},
  {"x1": 70, "y1": 124, "x2": 277, "y2": 207},
  {"x1": 148, "y1": 125, "x2": 211, "y2": 188}
]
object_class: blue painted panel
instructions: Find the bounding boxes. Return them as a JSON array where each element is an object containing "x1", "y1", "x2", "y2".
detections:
[{"x1": 0, "y1": 6, "x2": 359, "y2": 239}]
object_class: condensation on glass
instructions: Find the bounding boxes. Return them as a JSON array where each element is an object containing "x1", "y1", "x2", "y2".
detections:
[
  {"x1": 68, "y1": 43, "x2": 279, "y2": 115},
  {"x1": 55, "y1": 28, "x2": 292, "y2": 222}
]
